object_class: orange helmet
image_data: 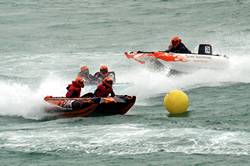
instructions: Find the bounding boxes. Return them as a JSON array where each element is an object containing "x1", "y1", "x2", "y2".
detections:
[
  {"x1": 100, "y1": 65, "x2": 108, "y2": 74},
  {"x1": 102, "y1": 77, "x2": 113, "y2": 88},
  {"x1": 171, "y1": 36, "x2": 181, "y2": 47},
  {"x1": 75, "y1": 77, "x2": 84, "y2": 88},
  {"x1": 80, "y1": 66, "x2": 89, "y2": 75},
  {"x1": 80, "y1": 66, "x2": 89, "y2": 71}
]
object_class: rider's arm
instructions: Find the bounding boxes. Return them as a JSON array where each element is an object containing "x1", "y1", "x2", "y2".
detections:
[{"x1": 110, "y1": 89, "x2": 115, "y2": 97}]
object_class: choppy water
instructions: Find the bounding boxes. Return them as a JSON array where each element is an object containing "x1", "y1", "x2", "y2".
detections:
[{"x1": 1, "y1": 0, "x2": 250, "y2": 165}]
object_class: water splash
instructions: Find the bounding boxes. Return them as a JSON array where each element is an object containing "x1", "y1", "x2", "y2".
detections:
[
  {"x1": 120, "y1": 54, "x2": 250, "y2": 99},
  {"x1": 0, "y1": 123, "x2": 249, "y2": 156}
]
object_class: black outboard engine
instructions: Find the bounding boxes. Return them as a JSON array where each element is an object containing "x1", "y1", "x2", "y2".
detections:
[{"x1": 198, "y1": 44, "x2": 212, "y2": 55}]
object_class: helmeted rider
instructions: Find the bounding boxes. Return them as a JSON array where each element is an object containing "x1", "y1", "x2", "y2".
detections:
[
  {"x1": 166, "y1": 36, "x2": 191, "y2": 54},
  {"x1": 94, "y1": 65, "x2": 110, "y2": 83},
  {"x1": 77, "y1": 66, "x2": 97, "y2": 84},
  {"x1": 66, "y1": 77, "x2": 84, "y2": 98},
  {"x1": 94, "y1": 77, "x2": 115, "y2": 97},
  {"x1": 78, "y1": 66, "x2": 89, "y2": 77}
]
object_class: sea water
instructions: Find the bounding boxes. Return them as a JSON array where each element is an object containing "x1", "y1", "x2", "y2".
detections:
[{"x1": 0, "y1": 0, "x2": 250, "y2": 165}]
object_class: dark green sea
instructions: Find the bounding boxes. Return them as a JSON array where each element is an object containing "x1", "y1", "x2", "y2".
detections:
[{"x1": 0, "y1": 0, "x2": 250, "y2": 165}]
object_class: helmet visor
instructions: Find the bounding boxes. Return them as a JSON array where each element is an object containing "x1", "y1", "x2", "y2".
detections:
[
  {"x1": 100, "y1": 69, "x2": 108, "y2": 74},
  {"x1": 82, "y1": 69, "x2": 89, "y2": 75}
]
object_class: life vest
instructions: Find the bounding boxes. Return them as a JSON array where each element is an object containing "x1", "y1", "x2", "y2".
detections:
[
  {"x1": 94, "y1": 84, "x2": 115, "y2": 97},
  {"x1": 66, "y1": 81, "x2": 82, "y2": 98}
]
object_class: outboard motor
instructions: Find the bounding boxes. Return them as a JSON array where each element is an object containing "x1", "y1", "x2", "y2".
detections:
[{"x1": 198, "y1": 44, "x2": 212, "y2": 55}]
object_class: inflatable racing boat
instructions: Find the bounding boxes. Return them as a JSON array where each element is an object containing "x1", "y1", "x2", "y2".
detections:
[
  {"x1": 125, "y1": 44, "x2": 229, "y2": 73},
  {"x1": 83, "y1": 71, "x2": 116, "y2": 85},
  {"x1": 44, "y1": 95, "x2": 136, "y2": 118}
]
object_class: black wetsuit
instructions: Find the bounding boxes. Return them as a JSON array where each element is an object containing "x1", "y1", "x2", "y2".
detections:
[{"x1": 167, "y1": 43, "x2": 191, "y2": 54}]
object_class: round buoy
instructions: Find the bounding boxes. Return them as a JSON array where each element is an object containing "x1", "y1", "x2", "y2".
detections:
[{"x1": 163, "y1": 90, "x2": 189, "y2": 114}]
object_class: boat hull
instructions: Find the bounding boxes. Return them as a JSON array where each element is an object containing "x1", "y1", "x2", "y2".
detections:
[
  {"x1": 44, "y1": 95, "x2": 136, "y2": 118},
  {"x1": 125, "y1": 51, "x2": 229, "y2": 73}
]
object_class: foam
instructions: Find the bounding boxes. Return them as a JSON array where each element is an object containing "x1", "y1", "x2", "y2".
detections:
[
  {"x1": 0, "y1": 124, "x2": 249, "y2": 156},
  {"x1": 0, "y1": 74, "x2": 66, "y2": 119}
]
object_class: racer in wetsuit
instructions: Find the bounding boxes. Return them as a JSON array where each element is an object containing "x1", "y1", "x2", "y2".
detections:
[
  {"x1": 66, "y1": 77, "x2": 84, "y2": 98},
  {"x1": 94, "y1": 77, "x2": 115, "y2": 97},
  {"x1": 166, "y1": 36, "x2": 191, "y2": 54}
]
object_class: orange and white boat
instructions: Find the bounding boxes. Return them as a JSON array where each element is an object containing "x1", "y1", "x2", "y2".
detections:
[{"x1": 125, "y1": 44, "x2": 229, "y2": 73}]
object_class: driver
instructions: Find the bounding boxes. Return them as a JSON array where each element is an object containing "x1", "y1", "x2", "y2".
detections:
[
  {"x1": 94, "y1": 77, "x2": 115, "y2": 97},
  {"x1": 66, "y1": 77, "x2": 84, "y2": 98},
  {"x1": 77, "y1": 66, "x2": 97, "y2": 84},
  {"x1": 94, "y1": 65, "x2": 110, "y2": 83},
  {"x1": 166, "y1": 36, "x2": 191, "y2": 54}
]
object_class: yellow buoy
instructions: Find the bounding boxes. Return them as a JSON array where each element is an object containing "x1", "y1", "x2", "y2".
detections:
[{"x1": 163, "y1": 90, "x2": 189, "y2": 114}]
